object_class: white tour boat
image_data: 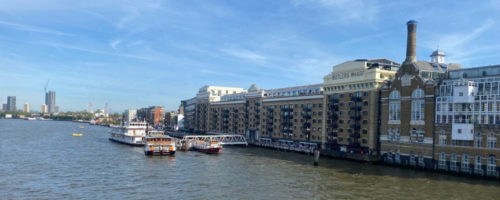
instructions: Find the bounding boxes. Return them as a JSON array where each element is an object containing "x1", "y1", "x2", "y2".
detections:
[
  {"x1": 144, "y1": 130, "x2": 176, "y2": 156},
  {"x1": 108, "y1": 121, "x2": 150, "y2": 146}
]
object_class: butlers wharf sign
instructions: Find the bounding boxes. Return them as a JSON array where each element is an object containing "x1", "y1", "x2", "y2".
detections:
[{"x1": 332, "y1": 71, "x2": 365, "y2": 80}]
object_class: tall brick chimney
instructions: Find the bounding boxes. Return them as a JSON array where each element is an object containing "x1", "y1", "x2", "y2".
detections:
[{"x1": 405, "y1": 20, "x2": 418, "y2": 63}]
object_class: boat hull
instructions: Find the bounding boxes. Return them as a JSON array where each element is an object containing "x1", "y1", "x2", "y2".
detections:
[
  {"x1": 195, "y1": 147, "x2": 222, "y2": 154},
  {"x1": 144, "y1": 150, "x2": 176, "y2": 156},
  {"x1": 109, "y1": 138, "x2": 145, "y2": 146}
]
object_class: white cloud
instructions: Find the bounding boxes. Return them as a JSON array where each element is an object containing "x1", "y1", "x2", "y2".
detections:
[
  {"x1": 110, "y1": 39, "x2": 122, "y2": 49},
  {"x1": 220, "y1": 48, "x2": 267, "y2": 64},
  {"x1": 0, "y1": 20, "x2": 78, "y2": 36},
  {"x1": 115, "y1": 5, "x2": 140, "y2": 29}
]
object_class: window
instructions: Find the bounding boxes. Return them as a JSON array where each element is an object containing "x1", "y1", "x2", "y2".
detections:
[
  {"x1": 475, "y1": 155, "x2": 482, "y2": 174},
  {"x1": 439, "y1": 131, "x2": 446, "y2": 145},
  {"x1": 417, "y1": 129, "x2": 424, "y2": 142},
  {"x1": 487, "y1": 156, "x2": 497, "y2": 176},
  {"x1": 363, "y1": 101, "x2": 368, "y2": 106},
  {"x1": 450, "y1": 153, "x2": 457, "y2": 171},
  {"x1": 388, "y1": 128, "x2": 393, "y2": 141},
  {"x1": 412, "y1": 88, "x2": 424, "y2": 98},
  {"x1": 411, "y1": 100, "x2": 424, "y2": 122},
  {"x1": 410, "y1": 151, "x2": 415, "y2": 166},
  {"x1": 389, "y1": 91, "x2": 401, "y2": 122},
  {"x1": 395, "y1": 150, "x2": 400, "y2": 164},
  {"x1": 364, "y1": 92, "x2": 369, "y2": 96},
  {"x1": 459, "y1": 92, "x2": 464, "y2": 96},
  {"x1": 475, "y1": 131, "x2": 482, "y2": 147},
  {"x1": 438, "y1": 151, "x2": 446, "y2": 169},
  {"x1": 418, "y1": 152, "x2": 424, "y2": 167},
  {"x1": 462, "y1": 153, "x2": 470, "y2": 172},
  {"x1": 395, "y1": 128, "x2": 400, "y2": 141},
  {"x1": 487, "y1": 133, "x2": 497, "y2": 148}
]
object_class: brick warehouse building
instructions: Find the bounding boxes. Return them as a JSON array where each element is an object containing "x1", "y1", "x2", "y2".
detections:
[{"x1": 180, "y1": 20, "x2": 500, "y2": 178}]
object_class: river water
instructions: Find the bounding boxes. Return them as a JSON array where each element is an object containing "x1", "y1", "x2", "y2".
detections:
[{"x1": 1, "y1": 120, "x2": 500, "y2": 199}]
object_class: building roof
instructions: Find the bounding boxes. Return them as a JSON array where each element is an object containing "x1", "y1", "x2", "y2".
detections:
[
  {"x1": 407, "y1": 20, "x2": 418, "y2": 24},
  {"x1": 412, "y1": 61, "x2": 462, "y2": 72},
  {"x1": 263, "y1": 84, "x2": 323, "y2": 92},
  {"x1": 430, "y1": 50, "x2": 446, "y2": 57}
]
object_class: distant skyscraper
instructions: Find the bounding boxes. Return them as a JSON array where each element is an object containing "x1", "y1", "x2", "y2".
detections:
[
  {"x1": 47, "y1": 91, "x2": 56, "y2": 113},
  {"x1": 41, "y1": 104, "x2": 48, "y2": 113},
  {"x1": 23, "y1": 103, "x2": 30, "y2": 113},
  {"x1": 2, "y1": 104, "x2": 6, "y2": 111},
  {"x1": 7, "y1": 96, "x2": 16, "y2": 111}
]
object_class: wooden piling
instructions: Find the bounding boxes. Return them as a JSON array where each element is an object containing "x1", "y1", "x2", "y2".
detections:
[{"x1": 314, "y1": 150, "x2": 320, "y2": 166}]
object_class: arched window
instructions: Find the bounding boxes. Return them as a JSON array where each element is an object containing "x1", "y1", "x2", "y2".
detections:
[
  {"x1": 487, "y1": 156, "x2": 497, "y2": 176},
  {"x1": 395, "y1": 150, "x2": 401, "y2": 164},
  {"x1": 418, "y1": 152, "x2": 424, "y2": 167},
  {"x1": 409, "y1": 151, "x2": 415, "y2": 166},
  {"x1": 412, "y1": 89, "x2": 424, "y2": 98},
  {"x1": 439, "y1": 151, "x2": 446, "y2": 169},
  {"x1": 450, "y1": 153, "x2": 457, "y2": 171},
  {"x1": 439, "y1": 130, "x2": 447, "y2": 145},
  {"x1": 475, "y1": 155, "x2": 482, "y2": 174},
  {"x1": 389, "y1": 91, "x2": 401, "y2": 122},
  {"x1": 487, "y1": 133, "x2": 497, "y2": 148},
  {"x1": 387, "y1": 149, "x2": 392, "y2": 163},
  {"x1": 475, "y1": 131, "x2": 482, "y2": 147},
  {"x1": 395, "y1": 128, "x2": 401, "y2": 141},
  {"x1": 389, "y1": 90, "x2": 401, "y2": 99},
  {"x1": 462, "y1": 153, "x2": 470, "y2": 172},
  {"x1": 388, "y1": 127, "x2": 394, "y2": 141}
]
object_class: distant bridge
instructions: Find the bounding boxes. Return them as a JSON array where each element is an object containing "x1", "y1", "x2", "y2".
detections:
[{"x1": 181, "y1": 135, "x2": 248, "y2": 146}]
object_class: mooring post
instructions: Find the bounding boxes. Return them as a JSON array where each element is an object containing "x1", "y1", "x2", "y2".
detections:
[{"x1": 314, "y1": 150, "x2": 320, "y2": 166}]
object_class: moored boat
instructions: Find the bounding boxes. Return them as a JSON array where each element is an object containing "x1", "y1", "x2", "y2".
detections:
[
  {"x1": 144, "y1": 131, "x2": 176, "y2": 156},
  {"x1": 24, "y1": 117, "x2": 36, "y2": 121},
  {"x1": 193, "y1": 140, "x2": 222, "y2": 154},
  {"x1": 108, "y1": 121, "x2": 150, "y2": 146}
]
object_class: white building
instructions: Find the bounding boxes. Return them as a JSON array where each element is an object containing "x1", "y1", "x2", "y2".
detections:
[
  {"x1": 23, "y1": 103, "x2": 30, "y2": 113},
  {"x1": 176, "y1": 114, "x2": 184, "y2": 131},
  {"x1": 5, "y1": 114, "x2": 12, "y2": 119},
  {"x1": 196, "y1": 85, "x2": 247, "y2": 103},
  {"x1": 41, "y1": 104, "x2": 48, "y2": 113},
  {"x1": 123, "y1": 109, "x2": 137, "y2": 122}
]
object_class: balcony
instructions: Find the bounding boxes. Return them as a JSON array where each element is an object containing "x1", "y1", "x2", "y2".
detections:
[
  {"x1": 223, "y1": 125, "x2": 229, "y2": 129},
  {"x1": 223, "y1": 110, "x2": 230, "y2": 113},
  {"x1": 223, "y1": 114, "x2": 229, "y2": 118},
  {"x1": 282, "y1": 108, "x2": 293, "y2": 112},
  {"x1": 283, "y1": 115, "x2": 293, "y2": 119},
  {"x1": 284, "y1": 129, "x2": 293, "y2": 133},
  {"x1": 350, "y1": 97, "x2": 362, "y2": 102},
  {"x1": 281, "y1": 122, "x2": 293, "y2": 126},
  {"x1": 233, "y1": 108, "x2": 239, "y2": 112},
  {"x1": 255, "y1": 115, "x2": 260, "y2": 119},
  {"x1": 329, "y1": 98, "x2": 339, "y2": 103},
  {"x1": 302, "y1": 107, "x2": 312, "y2": 112},
  {"x1": 244, "y1": 102, "x2": 249, "y2": 106},
  {"x1": 328, "y1": 104, "x2": 339, "y2": 111},
  {"x1": 302, "y1": 123, "x2": 311, "y2": 129},
  {"x1": 350, "y1": 124, "x2": 361, "y2": 130},
  {"x1": 350, "y1": 106, "x2": 361, "y2": 111},
  {"x1": 267, "y1": 113, "x2": 274, "y2": 118},
  {"x1": 213, "y1": 114, "x2": 218, "y2": 118},
  {"x1": 256, "y1": 121, "x2": 260, "y2": 125},
  {"x1": 329, "y1": 123, "x2": 338, "y2": 129},
  {"x1": 267, "y1": 121, "x2": 274, "y2": 125},
  {"x1": 255, "y1": 102, "x2": 261, "y2": 106},
  {"x1": 302, "y1": 130, "x2": 311, "y2": 134},
  {"x1": 328, "y1": 114, "x2": 338, "y2": 120},
  {"x1": 349, "y1": 133, "x2": 360, "y2": 138},
  {"x1": 303, "y1": 114, "x2": 311, "y2": 119},
  {"x1": 350, "y1": 115, "x2": 361, "y2": 120},
  {"x1": 267, "y1": 127, "x2": 274, "y2": 132},
  {"x1": 328, "y1": 132, "x2": 338, "y2": 137},
  {"x1": 244, "y1": 121, "x2": 249, "y2": 124},
  {"x1": 233, "y1": 114, "x2": 238, "y2": 118},
  {"x1": 255, "y1": 108, "x2": 261, "y2": 113},
  {"x1": 268, "y1": 108, "x2": 274, "y2": 112}
]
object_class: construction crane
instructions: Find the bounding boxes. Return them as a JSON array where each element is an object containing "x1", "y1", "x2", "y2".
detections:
[
  {"x1": 105, "y1": 103, "x2": 107, "y2": 122},
  {"x1": 44, "y1": 78, "x2": 50, "y2": 104}
]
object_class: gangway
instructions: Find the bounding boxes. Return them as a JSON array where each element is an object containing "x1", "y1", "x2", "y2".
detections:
[{"x1": 181, "y1": 135, "x2": 248, "y2": 146}]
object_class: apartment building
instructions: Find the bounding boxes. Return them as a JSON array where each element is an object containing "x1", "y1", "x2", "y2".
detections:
[{"x1": 434, "y1": 66, "x2": 500, "y2": 177}]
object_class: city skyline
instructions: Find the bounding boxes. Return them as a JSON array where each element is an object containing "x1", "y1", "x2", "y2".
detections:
[{"x1": 1, "y1": 0, "x2": 500, "y2": 112}]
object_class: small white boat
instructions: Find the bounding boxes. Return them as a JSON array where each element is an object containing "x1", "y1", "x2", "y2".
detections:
[{"x1": 144, "y1": 131, "x2": 176, "y2": 156}]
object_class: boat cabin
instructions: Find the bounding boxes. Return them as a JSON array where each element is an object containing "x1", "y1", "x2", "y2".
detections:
[
  {"x1": 146, "y1": 135, "x2": 173, "y2": 145},
  {"x1": 259, "y1": 138, "x2": 272, "y2": 144},
  {"x1": 278, "y1": 140, "x2": 294, "y2": 146},
  {"x1": 299, "y1": 142, "x2": 318, "y2": 149}
]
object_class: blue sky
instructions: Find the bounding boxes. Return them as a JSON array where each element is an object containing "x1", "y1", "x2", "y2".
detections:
[{"x1": 1, "y1": 0, "x2": 500, "y2": 113}]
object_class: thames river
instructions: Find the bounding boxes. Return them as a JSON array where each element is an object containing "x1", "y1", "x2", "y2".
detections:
[{"x1": 1, "y1": 119, "x2": 500, "y2": 199}]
